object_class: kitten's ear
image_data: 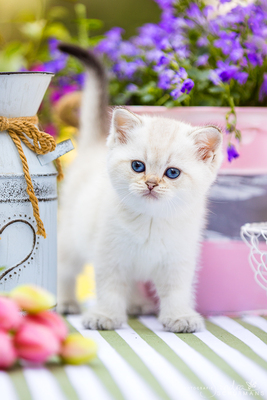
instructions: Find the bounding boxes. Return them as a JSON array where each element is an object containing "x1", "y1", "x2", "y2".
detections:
[
  {"x1": 192, "y1": 125, "x2": 223, "y2": 162},
  {"x1": 110, "y1": 108, "x2": 141, "y2": 144}
]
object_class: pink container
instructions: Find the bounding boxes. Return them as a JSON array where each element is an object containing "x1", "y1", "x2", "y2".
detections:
[{"x1": 129, "y1": 106, "x2": 267, "y2": 315}]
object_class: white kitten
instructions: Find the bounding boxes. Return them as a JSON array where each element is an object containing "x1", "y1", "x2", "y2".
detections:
[{"x1": 57, "y1": 44, "x2": 223, "y2": 332}]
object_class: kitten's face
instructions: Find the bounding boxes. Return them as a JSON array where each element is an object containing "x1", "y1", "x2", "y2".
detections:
[{"x1": 107, "y1": 109, "x2": 223, "y2": 217}]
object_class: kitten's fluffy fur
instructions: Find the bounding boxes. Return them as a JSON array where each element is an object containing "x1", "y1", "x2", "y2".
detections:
[{"x1": 57, "y1": 44, "x2": 223, "y2": 333}]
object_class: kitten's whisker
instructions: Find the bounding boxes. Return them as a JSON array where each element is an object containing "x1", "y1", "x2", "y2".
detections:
[{"x1": 117, "y1": 192, "x2": 133, "y2": 208}]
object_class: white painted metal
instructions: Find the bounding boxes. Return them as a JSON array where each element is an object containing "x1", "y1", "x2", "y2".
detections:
[
  {"x1": 0, "y1": 72, "x2": 58, "y2": 295},
  {"x1": 240, "y1": 222, "x2": 267, "y2": 294},
  {"x1": 37, "y1": 139, "x2": 74, "y2": 166}
]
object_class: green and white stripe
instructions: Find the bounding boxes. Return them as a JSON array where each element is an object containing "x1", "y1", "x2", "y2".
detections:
[
  {"x1": 140, "y1": 316, "x2": 242, "y2": 400},
  {"x1": 0, "y1": 371, "x2": 20, "y2": 400},
  {"x1": 69, "y1": 315, "x2": 161, "y2": 400},
  {"x1": 3, "y1": 315, "x2": 267, "y2": 400}
]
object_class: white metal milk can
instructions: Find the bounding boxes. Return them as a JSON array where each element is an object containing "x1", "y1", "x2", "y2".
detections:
[{"x1": 0, "y1": 72, "x2": 59, "y2": 294}]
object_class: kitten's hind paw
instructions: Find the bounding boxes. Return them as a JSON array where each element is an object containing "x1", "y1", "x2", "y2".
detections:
[
  {"x1": 83, "y1": 311, "x2": 125, "y2": 330},
  {"x1": 57, "y1": 300, "x2": 81, "y2": 315},
  {"x1": 160, "y1": 312, "x2": 205, "y2": 333}
]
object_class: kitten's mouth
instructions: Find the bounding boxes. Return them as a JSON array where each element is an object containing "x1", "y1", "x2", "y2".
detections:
[{"x1": 143, "y1": 190, "x2": 158, "y2": 199}]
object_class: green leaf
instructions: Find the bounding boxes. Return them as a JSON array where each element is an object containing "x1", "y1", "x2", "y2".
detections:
[
  {"x1": 176, "y1": 93, "x2": 189, "y2": 103},
  {"x1": 208, "y1": 86, "x2": 226, "y2": 94},
  {"x1": 88, "y1": 35, "x2": 105, "y2": 46},
  {"x1": 188, "y1": 67, "x2": 210, "y2": 82},
  {"x1": 197, "y1": 81, "x2": 209, "y2": 91},
  {"x1": 141, "y1": 94, "x2": 155, "y2": 103},
  {"x1": 164, "y1": 100, "x2": 176, "y2": 108},
  {"x1": 84, "y1": 19, "x2": 104, "y2": 31},
  {"x1": 0, "y1": 41, "x2": 27, "y2": 71},
  {"x1": 20, "y1": 20, "x2": 46, "y2": 40},
  {"x1": 44, "y1": 22, "x2": 71, "y2": 40},
  {"x1": 14, "y1": 12, "x2": 36, "y2": 23},
  {"x1": 48, "y1": 7, "x2": 69, "y2": 20}
]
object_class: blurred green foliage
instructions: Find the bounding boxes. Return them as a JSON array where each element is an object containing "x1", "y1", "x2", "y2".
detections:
[{"x1": 0, "y1": 2, "x2": 104, "y2": 71}]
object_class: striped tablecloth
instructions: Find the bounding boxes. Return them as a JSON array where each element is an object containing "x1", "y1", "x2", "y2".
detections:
[{"x1": 2, "y1": 315, "x2": 267, "y2": 400}]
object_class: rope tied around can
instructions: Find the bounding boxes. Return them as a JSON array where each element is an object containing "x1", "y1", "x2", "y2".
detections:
[{"x1": 0, "y1": 115, "x2": 64, "y2": 238}]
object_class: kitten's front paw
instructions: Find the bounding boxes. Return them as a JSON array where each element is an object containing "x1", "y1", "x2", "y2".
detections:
[
  {"x1": 57, "y1": 299, "x2": 81, "y2": 315},
  {"x1": 160, "y1": 312, "x2": 205, "y2": 333},
  {"x1": 83, "y1": 310, "x2": 126, "y2": 330}
]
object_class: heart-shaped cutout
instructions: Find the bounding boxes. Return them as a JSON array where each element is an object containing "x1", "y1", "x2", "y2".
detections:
[{"x1": 0, "y1": 220, "x2": 36, "y2": 280}]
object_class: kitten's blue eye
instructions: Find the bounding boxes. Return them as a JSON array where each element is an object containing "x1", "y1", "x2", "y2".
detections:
[
  {"x1": 165, "y1": 168, "x2": 181, "y2": 179},
  {"x1": 132, "y1": 161, "x2": 145, "y2": 173}
]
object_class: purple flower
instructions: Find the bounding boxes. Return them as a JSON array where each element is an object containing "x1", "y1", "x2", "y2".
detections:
[
  {"x1": 214, "y1": 32, "x2": 239, "y2": 55},
  {"x1": 44, "y1": 57, "x2": 67, "y2": 73},
  {"x1": 209, "y1": 70, "x2": 222, "y2": 86},
  {"x1": 160, "y1": 10, "x2": 178, "y2": 33},
  {"x1": 203, "y1": 6, "x2": 214, "y2": 18},
  {"x1": 176, "y1": 67, "x2": 187, "y2": 80},
  {"x1": 219, "y1": 66, "x2": 238, "y2": 83},
  {"x1": 234, "y1": 71, "x2": 248, "y2": 85},
  {"x1": 126, "y1": 84, "x2": 138, "y2": 92},
  {"x1": 44, "y1": 37, "x2": 68, "y2": 73},
  {"x1": 187, "y1": 4, "x2": 206, "y2": 25},
  {"x1": 106, "y1": 27, "x2": 124, "y2": 41},
  {"x1": 170, "y1": 88, "x2": 181, "y2": 100},
  {"x1": 227, "y1": 144, "x2": 239, "y2": 162},
  {"x1": 147, "y1": 49, "x2": 165, "y2": 64},
  {"x1": 240, "y1": 57, "x2": 248, "y2": 67},
  {"x1": 96, "y1": 27, "x2": 124, "y2": 60},
  {"x1": 259, "y1": 73, "x2": 267, "y2": 102},
  {"x1": 215, "y1": 61, "x2": 238, "y2": 83},
  {"x1": 229, "y1": 47, "x2": 243, "y2": 62},
  {"x1": 154, "y1": 0, "x2": 176, "y2": 10},
  {"x1": 196, "y1": 54, "x2": 209, "y2": 66},
  {"x1": 220, "y1": 0, "x2": 232, "y2": 3},
  {"x1": 158, "y1": 69, "x2": 175, "y2": 89},
  {"x1": 48, "y1": 38, "x2": 59, "y2": 57},
  {"x1": 158, "y1": 55, "x2": 170, "y2": 66},
  {"x1": 44, "y1": 124, "x2": 57, "y2": 137},
  {"x1": 247, "y1": 52, "x2": 263, "y2": 66},
  {"x1": 75, "y1": 73, "x2": 85, "y2": 87},
  {"x1": 134, "y1": 23, "x2": 164, "y2": 47},
  {"x1": 119, "y1": 42, "x2": 140, "y2": 57},
  {"x1": 197, "y1": 37, "x2": 209, "y2": 47},
  {"x1": 50, "y1": 83, "x2": 79, "y2": 103},
  {"x1": 180, "y1": 79, "x2": 194, "y2": 94}
]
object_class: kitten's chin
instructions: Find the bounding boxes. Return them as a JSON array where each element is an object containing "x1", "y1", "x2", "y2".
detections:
[{"x1": 143, "y1": 190, "x2": 159, "y2": 200}]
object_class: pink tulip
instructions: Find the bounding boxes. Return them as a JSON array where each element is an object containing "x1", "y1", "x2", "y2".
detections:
[
  {"x1": 60, "y1": 333, "x2": 98, "y2": 365},
  {"x1": 9, "y1": 285, "x2": 56, "y2": 314},
  {"x1": 0, "y1": 297, "x2": 22, "y2": 332},
  {"x1": 14, "y1": 321, "x2": 60, "y2": 363},
  {"x1": 25, "y1": 311, "x2": 68, "y2": 342},
  {"x1": 0, "y1": 331, "x2": 17, "y2": 369}
]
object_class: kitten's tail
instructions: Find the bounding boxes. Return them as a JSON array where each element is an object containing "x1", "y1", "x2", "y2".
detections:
[{"x1": 58, "y1": 43, "x2": 108, "y2": 147}]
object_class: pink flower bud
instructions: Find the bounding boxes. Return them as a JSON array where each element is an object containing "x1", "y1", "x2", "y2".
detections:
[
  {"x1": 0, "y1": 331, "x2": 17, "y2": 369},
  {"x1": 9, "y1": 285, "x2": 56, "y2": 314},
  {"x1": 25, "y1": 311, "x2": 68, "y2": 342},
  {"x1": 60, "y1": 333, "x2": 97, "y2": 365},
  {"x1": 0, "y1": 297, "x2": 22, "y2": 332},
  {"x1": 14, "y1": 321, "x2": 60, "y2": 363}
]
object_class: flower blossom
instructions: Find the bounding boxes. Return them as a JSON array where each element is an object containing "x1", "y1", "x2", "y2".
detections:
[
  {"x1": 227, "y1": 144, "x2": 240, "y2": 162},
  {"x1": 180, "y1": 79, "x2": 194, "y2": 94}
]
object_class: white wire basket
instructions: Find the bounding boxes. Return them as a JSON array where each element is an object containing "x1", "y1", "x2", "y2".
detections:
[{"x1": 241, "y1": 222, "x2": 267, "y2": 293}]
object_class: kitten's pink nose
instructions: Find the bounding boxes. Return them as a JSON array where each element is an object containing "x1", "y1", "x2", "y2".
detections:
[{"x1": 145, "y1": 177, "x2": 158, "y2": 191}]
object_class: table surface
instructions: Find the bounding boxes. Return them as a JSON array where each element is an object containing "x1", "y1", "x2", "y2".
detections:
[{"x1": 2, "y1": 315, "x2": 267, "y2": 400}]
